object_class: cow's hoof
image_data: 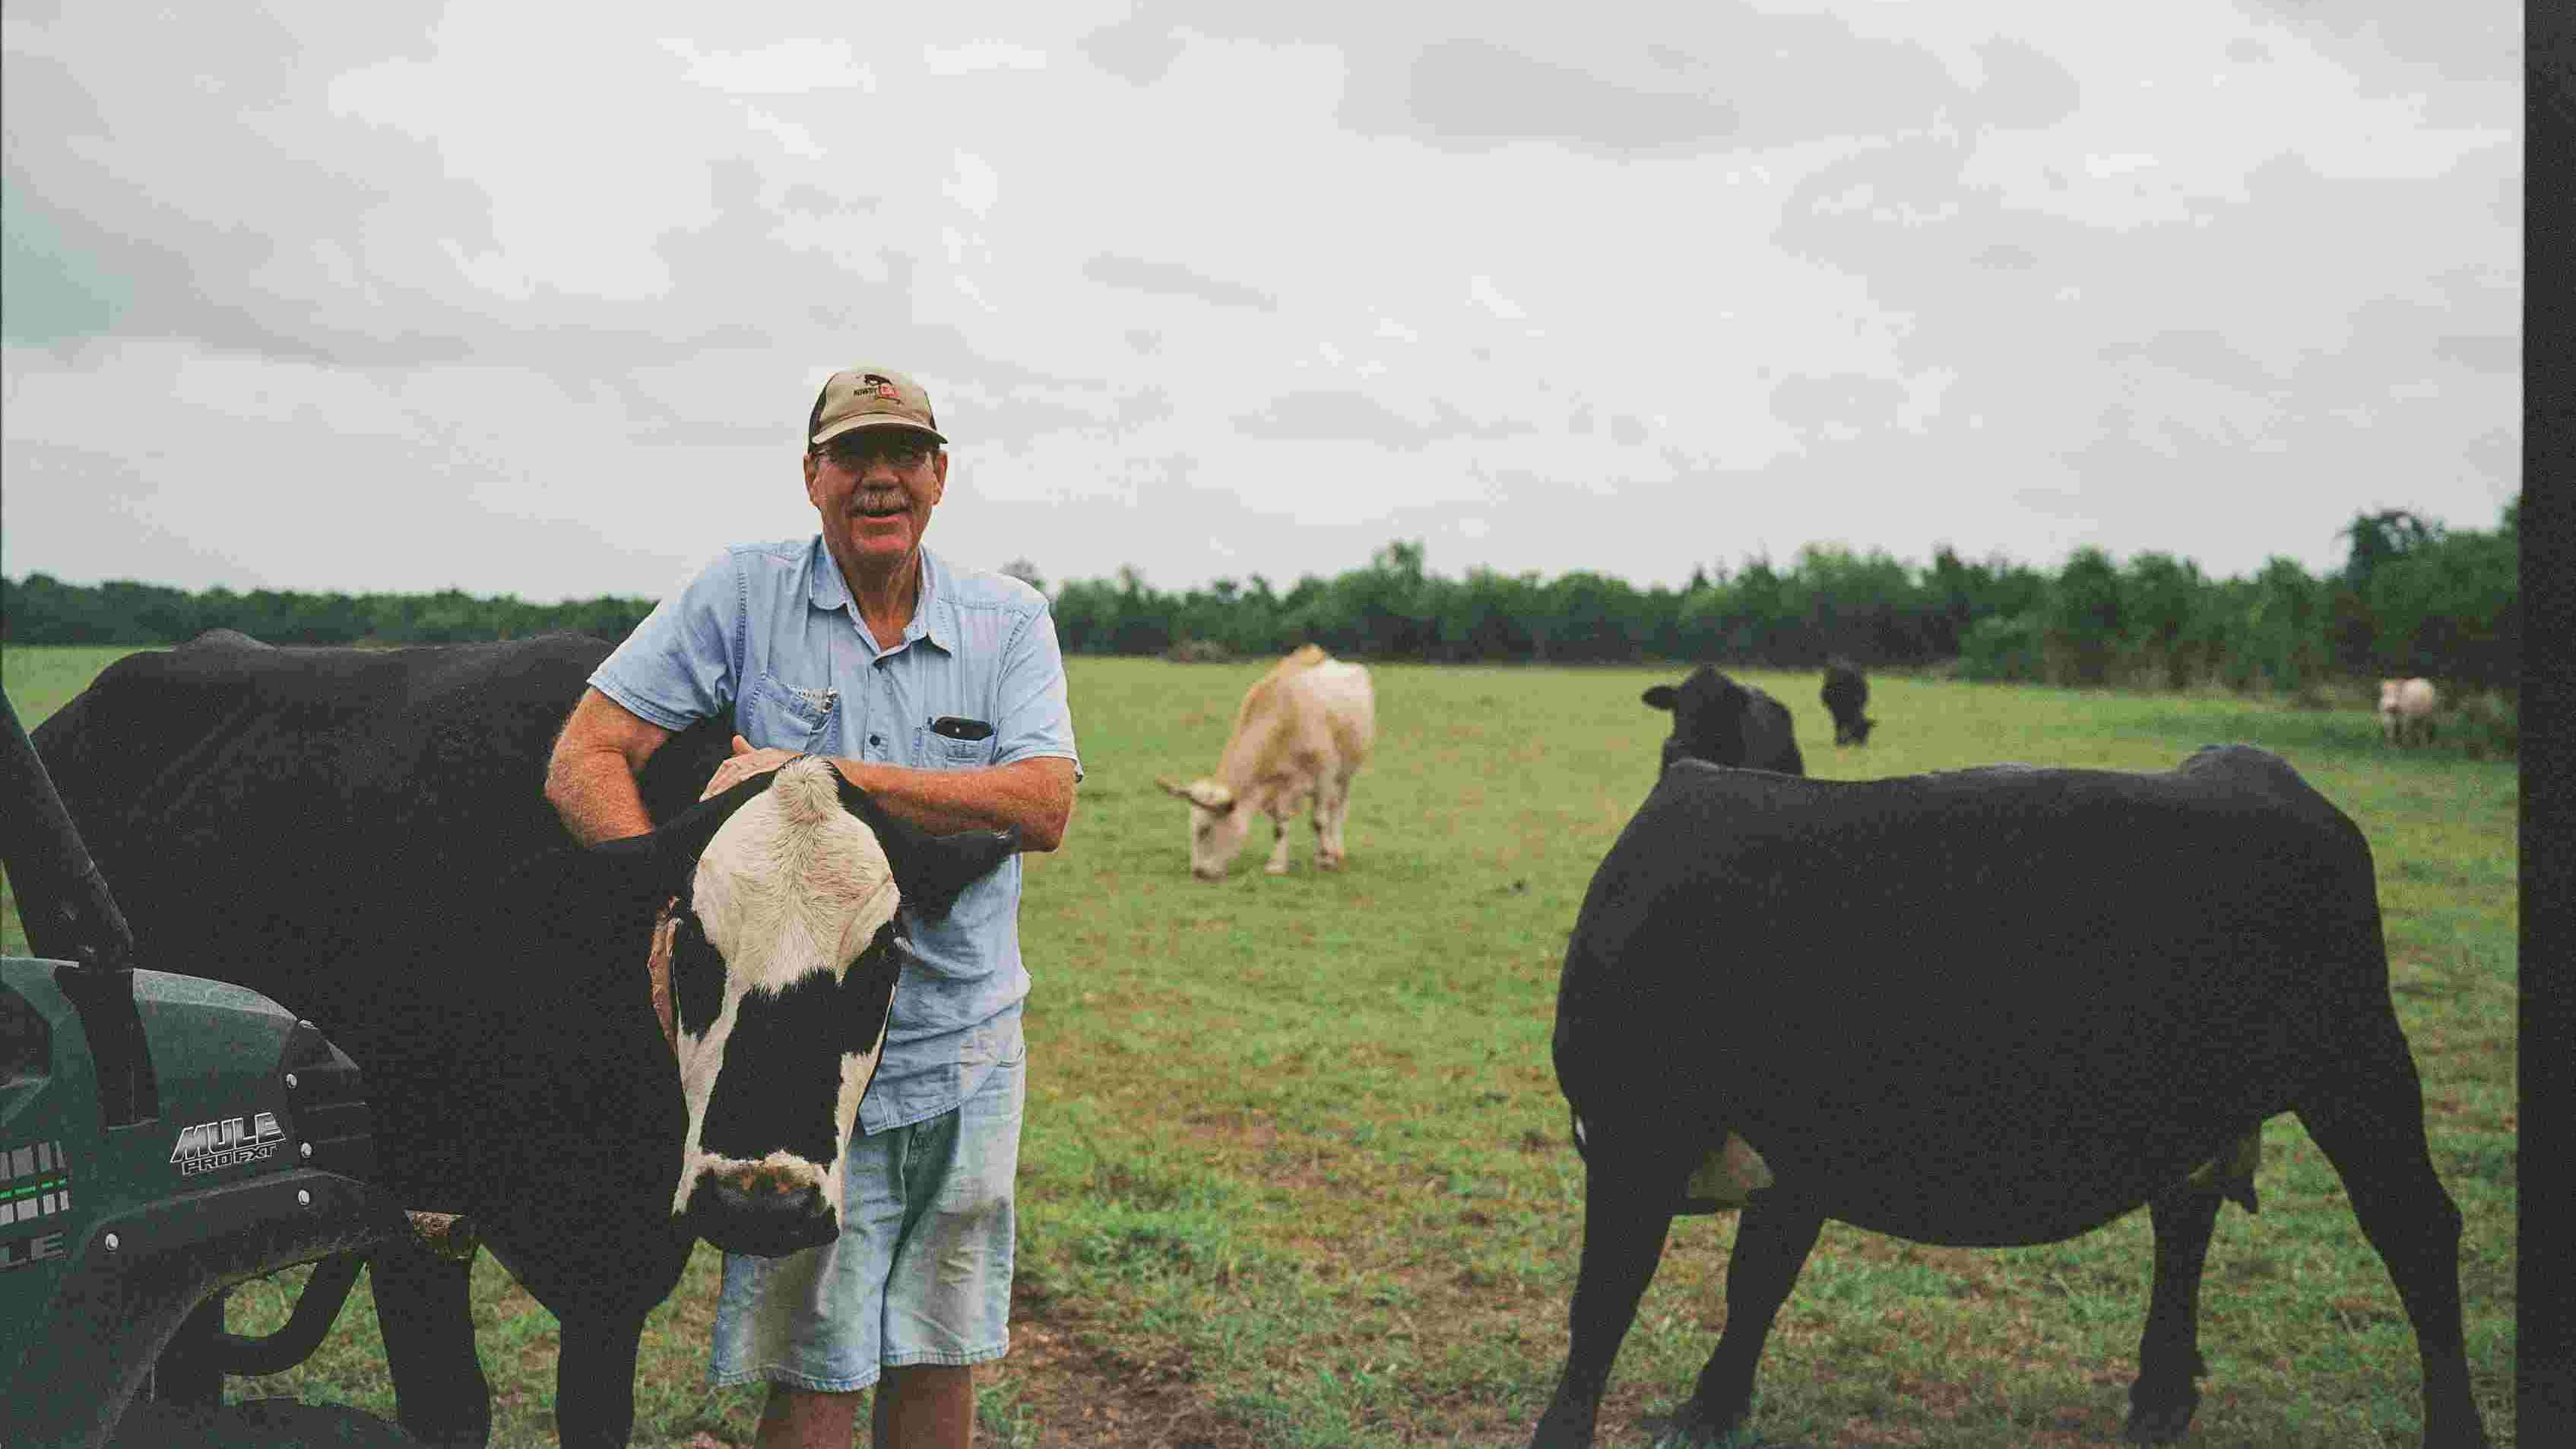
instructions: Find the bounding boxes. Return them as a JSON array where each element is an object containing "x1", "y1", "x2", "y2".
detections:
[
  {"x1": 1318, "y1": 854, "x2": 1345, "y2": 870},
  {"x1": 1263, "y1": 862, "x2": 1290, "y2": 876},
  {"x1": 1650, "y1": 1403, "x2": 1766, "y2": 1449},
  {"x1": 2121, "y1": 1391, "x2": 2197, "y2": 1444},
  {"x1": 1652, "y1": 1426, "x2": 1781, "y2": 1449}
]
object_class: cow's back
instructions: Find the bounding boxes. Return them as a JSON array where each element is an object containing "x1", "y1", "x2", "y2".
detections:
[
  {"x1": 1296, "y1": 659, "x2": 1376, "y2": 769},
  {"x1": 1218, "y1": 651, "x2": 1374, "y2": 788},
  {"x1": 1556, "y1": 746, "x2": 2381, "y2": 1240}
]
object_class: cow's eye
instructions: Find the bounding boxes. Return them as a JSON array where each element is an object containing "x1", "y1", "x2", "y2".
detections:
[{"x1": 670, "y1": 913, "x2": 727, "y2": 1037}]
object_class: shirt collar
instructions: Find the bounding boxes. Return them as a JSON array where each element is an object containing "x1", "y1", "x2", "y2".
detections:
[{"x1": 808, "y1": 538, "x2": 952, "y2": 655}]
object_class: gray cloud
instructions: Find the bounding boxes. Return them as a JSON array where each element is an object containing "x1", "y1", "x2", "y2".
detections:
[
  {"x1": 1434, "y1": 401, "x2": 1541, "y2": 442},
  {"x1": 1233, "y1": 389, "x2": 1445, "y2": 445},
  {"x1": 2102, "y1": 331, "x2": 2282, "y2": 395},
  {"x1": 1076, "y1": 16, "x2": 1189, "y2": 86},
  {"x1": 1225, "y1": 386, "x2": 1535, "y2": 448},
  {"x1": 2296, "y1": 290, "x2": 2517, "y2": 397},
  {"x1": 1386, "y1": 40, "x2": 1740, "y2": 155},
  {"x1": 2433, "y1": 334, "x2": 2516, "y2": 373},
  {"x1": 1972, "y1": 38, "x2": 2082, "y2": 131},
  {"x1": 1768, "y1": 373, "x2": 1909, "y2": 437},
  {"x1": 1085, "y1": 255, "x2": 1276, "y2": 310}
]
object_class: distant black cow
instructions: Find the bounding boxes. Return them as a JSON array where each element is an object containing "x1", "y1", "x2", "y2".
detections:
[
  {"x1": 30, "y1": 633, "x2": 1019, "y2": 1449},
  {"x1": 1640, "y1": 666, "x2": 1804, "y2": 777},
  {"x1": 1820, "y1": 655, "x2": 1874, "y2": 746},
  {"x1": 1529, "y1": 747, "x2": 2488, "y2": 1449}
]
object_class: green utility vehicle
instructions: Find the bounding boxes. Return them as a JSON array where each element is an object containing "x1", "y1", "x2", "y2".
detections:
[{"x1": 3, "y1": 693, "x2": 423, "y2": 1447}]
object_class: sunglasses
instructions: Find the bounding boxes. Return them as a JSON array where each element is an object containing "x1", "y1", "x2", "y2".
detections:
[{"x1": 819, "y1": 433, "x2": 937, "y2": 471}]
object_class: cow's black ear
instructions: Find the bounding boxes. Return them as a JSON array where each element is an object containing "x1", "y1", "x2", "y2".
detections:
[
  {"x1": 644, "y1": 769, "x2": 776, "y2": 883},
  {"x1": 1642, "y1": 685, "x2": 1678, "y2": 711},
  {"x1": 831, "y1": 772, "x2": 1020, "y2": 921}
]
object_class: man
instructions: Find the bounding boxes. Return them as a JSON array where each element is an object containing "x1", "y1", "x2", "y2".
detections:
[{"x1": 545, "y1": 366, "x2": 1079, "y2": 1449}]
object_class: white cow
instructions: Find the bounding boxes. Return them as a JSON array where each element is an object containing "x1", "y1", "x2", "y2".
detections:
[
  {"x1": 2380, "y1": 677, "x2": 2440, "y2": 747},
  {"x1": 1158, "y1": 645, "x2": 1376, "y2": 880}
]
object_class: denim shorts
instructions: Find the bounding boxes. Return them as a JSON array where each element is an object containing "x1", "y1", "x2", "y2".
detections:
[{"x1": 706, "y1": 1042, "x2": 1025, "y2": 1392}]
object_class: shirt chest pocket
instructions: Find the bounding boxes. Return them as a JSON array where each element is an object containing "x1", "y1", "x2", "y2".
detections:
[
  {"x1": 917, "y1": 715, "x2": 997, "y2": 769},
  {"x1": 743, "y1": 672, "x2": 840, "y2": 753}
]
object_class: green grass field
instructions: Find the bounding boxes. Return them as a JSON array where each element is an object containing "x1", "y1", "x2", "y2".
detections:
[{"x1": 2, "y1": 645, "x2": 2518, "y2": 1447}]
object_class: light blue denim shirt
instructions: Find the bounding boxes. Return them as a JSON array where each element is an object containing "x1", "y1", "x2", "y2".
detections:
[{"x1": 590, "y1": 541, "x2": 1079, "y2": 1134}]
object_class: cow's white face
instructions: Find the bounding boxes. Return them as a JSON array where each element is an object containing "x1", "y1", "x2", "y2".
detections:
[
  {"x1": 1179, "y1": 784, "x2": 1253, "y2": 880},
  {"x1": 667, "y1": 759, "x2": 904, "y2": 1257}
]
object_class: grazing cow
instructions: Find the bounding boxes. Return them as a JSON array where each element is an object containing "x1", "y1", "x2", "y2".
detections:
[
  {"x1": 1531, "y1": 746, "x2": 2487, "y2": 1449},
  {"x1": 30, "y1": 632, "x2": 1019, "y2": 1449},
  {"x1": 2381, "y1": 677, "x2": 2440, "y2": 747},
  {"x1": 1819, "y1": 655, "x2": 1874, "y2": 746},
  {"x1": 1156, "y1": 644, "x2": 1375, "y2": 880},
  {"x1": 1640, "y1": 665, "x2": 1804, "y2": 776}
]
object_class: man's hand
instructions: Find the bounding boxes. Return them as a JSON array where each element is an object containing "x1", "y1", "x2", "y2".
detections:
[{"x1": 699, "y1": 734, "x2": 803, "y2": 800}]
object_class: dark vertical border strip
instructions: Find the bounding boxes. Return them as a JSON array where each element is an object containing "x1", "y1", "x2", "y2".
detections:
[{"x1": 2522, "y1": 2, "x2": 2574, "y2": 1440}]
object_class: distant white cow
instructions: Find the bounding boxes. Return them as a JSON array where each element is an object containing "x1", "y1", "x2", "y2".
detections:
[
  {"x1": 2380, "y1": 677, "x2": 2439, "y2": 747},
  {"x1": 1158, "y1": 645, "x2": 1375, "y2": 880}
]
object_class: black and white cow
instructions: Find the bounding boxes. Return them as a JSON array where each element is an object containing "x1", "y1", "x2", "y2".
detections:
[
  {"x1": 30, "y1": 632, "x2": 1019, "y2": 1448},
  {"x1": 1820, "y1": 655, "x2": 1874, "y2": 747},
  {"x1": 1640, "y1": 665, "x2": 1804, "y2": 777},
  {"x1": 1530, "y1": 747, "x2": 2488, "y2": 1449}
]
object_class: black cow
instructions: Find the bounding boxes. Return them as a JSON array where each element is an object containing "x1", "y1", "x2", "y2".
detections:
[
  {"x1": 1820, "y1": 655, "x2": 1874, "y2": 746},
  {"x1": 1641, "y1": 666, "x2": 1804, "y2": 777},
  {"x1": 1530, "y1": 747, "x2": 2487, "y2": 1448},
  {"x1": 30, "y1": 632, "x2": 1019, "y2": 1448}
]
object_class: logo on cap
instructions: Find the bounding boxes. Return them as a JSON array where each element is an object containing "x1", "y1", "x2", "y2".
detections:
[{"x1": 859, "y1": 375, "x2": 901, "y2": 402}]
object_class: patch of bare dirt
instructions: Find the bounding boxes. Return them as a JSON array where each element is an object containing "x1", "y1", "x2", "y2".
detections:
[{"x1": 994, "y1": 1286, "x2": 1266, "y2": 1449}]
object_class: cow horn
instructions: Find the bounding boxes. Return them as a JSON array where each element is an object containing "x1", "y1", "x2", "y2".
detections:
[{"x1": 1157, "y1": 777, "x2": 1232, "y2": 810}]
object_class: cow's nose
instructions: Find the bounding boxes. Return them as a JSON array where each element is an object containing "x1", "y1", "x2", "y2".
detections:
[{"x1": 684, "y1": 1172, "x2": 838, "y2": 1257}]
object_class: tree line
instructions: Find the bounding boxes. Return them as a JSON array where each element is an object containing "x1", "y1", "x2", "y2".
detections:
[
  {"x1": 0, "y1": 579, "x2": 657, "y2": 648},
  {"x1": 1044, "y1": 500, "x2": 2518, "y2": 695},
  {"x1": 4, "y1": 500, "x2": 2517, "y2": 699}
]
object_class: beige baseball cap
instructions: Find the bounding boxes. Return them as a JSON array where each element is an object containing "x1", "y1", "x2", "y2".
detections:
[{"x1": 807, "y1": 366, "x2": 946, "y2": 448}]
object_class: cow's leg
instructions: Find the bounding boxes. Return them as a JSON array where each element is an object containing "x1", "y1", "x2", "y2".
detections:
[
  {"x1": 1316, "y1": 769, "x2": 1354, "y2": 869},
  {"x1": 2125, "y1": 1182, "x2": 2225, "y2": 1443},
  {"x1": 1265, "y1": 808, "x2": 1293, "y2": 874},
  {"x1": 1529, "y1": 1130, "x2": 1695, "y2": 1449},
  {"x1": 553, "y1": 1309, "x2": 648, "y2": 1449},
  {"x1": 1669, "y1": 1190, "x2": 1827, "y2": 1446},
  {"x1": 2294, "y1": 1021, "x2": 2490, "y2": 1449},
  {"x1": 369, "y1": 1243, "x2": 493, "y2": 1449}
]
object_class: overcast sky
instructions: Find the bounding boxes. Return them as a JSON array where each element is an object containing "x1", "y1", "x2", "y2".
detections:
[{"x1": 3, "y1": 2, "x2": 2521, "y2": 604}]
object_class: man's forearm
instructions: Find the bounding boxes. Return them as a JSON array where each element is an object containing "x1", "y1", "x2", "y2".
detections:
[
  {"x1": 545, "y1": 747, "x2": 659, "y2": 845},
  {"x1": 829, "y1": 756, "x2": 1075, "y2": 851}
]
